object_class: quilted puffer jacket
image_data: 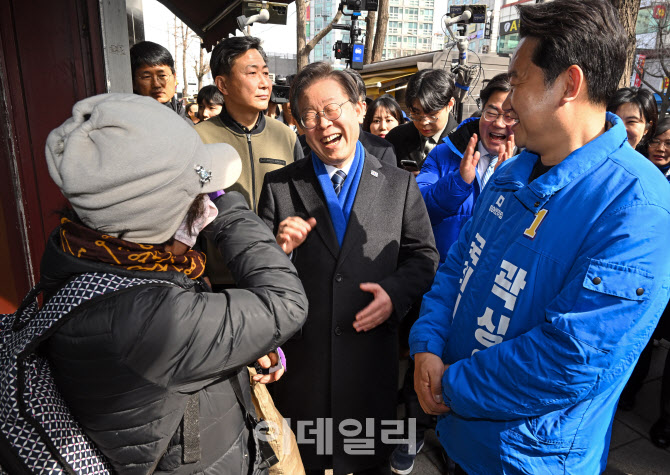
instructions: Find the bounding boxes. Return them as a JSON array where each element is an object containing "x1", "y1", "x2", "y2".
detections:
[{"x1": 41, "y1": 192, "x2": 308, "y2": 474}]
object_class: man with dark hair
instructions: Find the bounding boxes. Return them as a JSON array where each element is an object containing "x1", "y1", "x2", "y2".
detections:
[
  {"x1": 410, "y1": 1, "x2": 670, "y2": 473},
  {"x1": 130, "y1": 41, "x2": 187, "y2": 120},
  {"x1": 300, "y1": 68, "x2": 397, "y2": 165},
  {"x1": 185, "y1": 102, "x2": 199, "y2": 124},
  {"x1": 196, "y1": 84, "x2": 224, "y2": 121},
  {"x1": 196, "y1": 36, "x2": 301, "y2": 211},
  {"x1": 196, "y1": 36, "x2": 302, "y2": 288},
  {"x1": 386, "y1": 69, "x2": 458, "y2": 172},
  {"x1": 417, "y1": 73, "x2": 515, "y2": 261}
]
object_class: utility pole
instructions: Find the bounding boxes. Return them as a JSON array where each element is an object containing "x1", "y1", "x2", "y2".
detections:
[{"x1": 488, "y1": 0, "x2": 502, "y2": 54}]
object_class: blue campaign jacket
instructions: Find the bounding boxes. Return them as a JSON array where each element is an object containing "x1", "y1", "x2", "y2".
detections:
[
  {"x1": 410, "y1": 113, "x2": 670, "y2": 474},
  {"x1": 417, "y1": 118, "x2": 484, "y2": 261}
]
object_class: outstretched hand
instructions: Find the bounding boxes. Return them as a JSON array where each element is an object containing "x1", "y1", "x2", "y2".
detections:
[
  {"x1": 459, "y1": 134, "x2": 481, "y2": 184},
  {"x1": 353, "y1": 283, "x2": 393, "y2": 332},
  {"x1": 276, "y1": 216, "x2": 317, "y2": 254}
]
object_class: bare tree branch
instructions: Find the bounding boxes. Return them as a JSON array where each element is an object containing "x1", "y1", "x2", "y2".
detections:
[
  {"x1": 193, "y1": 42, "x2": 210, "y2": 92},
  {"x1": 306, "y1": 9, "x2": 343, "y2": 50},
  {"x1": 296, "y1": 0, "x2": 343, "y2": 71},
  {"x1": 180, "y1": 21, "x2": 194, "y2": 97}
]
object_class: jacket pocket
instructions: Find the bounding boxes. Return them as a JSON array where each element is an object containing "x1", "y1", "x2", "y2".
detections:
[
  {"x1": 259, "y1": 158, "x2": 286, "y2": 166},
  {"x1": 582, "y1": 259, "x2": 653, "y2": 301}
]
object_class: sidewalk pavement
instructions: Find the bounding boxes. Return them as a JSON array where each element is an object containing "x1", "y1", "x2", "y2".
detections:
[{"x1": 410, "y1": 340, "x2": 670, "y2": 475}]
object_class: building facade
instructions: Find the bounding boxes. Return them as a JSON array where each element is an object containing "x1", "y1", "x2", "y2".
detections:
[
  {"x1": 306, "y1": 0, "x2": 440, "y2": 64},
  {"x1": 383, "y1": 0, "x2": 436, "y2": 59},
  {"x1": 307, "y1": 0, "x2": 349, "y2": 65}
]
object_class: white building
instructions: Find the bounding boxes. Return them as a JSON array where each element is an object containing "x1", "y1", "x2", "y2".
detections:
[{"x1": 382, "y1": 0, "x2": 436, "y2": 59}]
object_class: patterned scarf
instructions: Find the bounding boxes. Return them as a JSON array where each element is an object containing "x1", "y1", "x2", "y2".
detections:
[{"x1": 59, "y1": 218, "x2": 206, "y2": 279}]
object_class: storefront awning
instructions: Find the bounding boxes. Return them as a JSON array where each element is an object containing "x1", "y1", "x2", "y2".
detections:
[
  {"x1": 362, "y1": 68, "x2": 417, "y2": 98},
  {"x1": 158, "y1": 0, "x2": 294, "y2": 50}
]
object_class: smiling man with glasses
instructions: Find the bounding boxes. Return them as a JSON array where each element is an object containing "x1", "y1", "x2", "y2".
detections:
[
  {"x1": 416, "y1": 73, "x2": 515, "y2": 262},
  {"x1": 258, "y1": 61, "x2": 439, "y2": 475},
  {"x1": 130, "y1": 41, "x2": 190, "y2": 122}
]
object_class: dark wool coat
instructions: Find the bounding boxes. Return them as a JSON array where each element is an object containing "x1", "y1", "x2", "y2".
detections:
[
  {"x1": 258, "y1": 152, "x2": 439, "y2": 474},
  {"x1": 385, "y1": 115, "x2": 458, "y2": 168}
]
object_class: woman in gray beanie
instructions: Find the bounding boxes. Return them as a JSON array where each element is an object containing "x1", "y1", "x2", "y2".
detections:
[{"x1": 39, "y1": 93, "x2": 307, "y2": 474}]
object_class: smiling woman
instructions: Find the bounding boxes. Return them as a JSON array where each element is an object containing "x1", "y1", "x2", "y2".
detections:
[{"x1": 607, "y1": 87, "x2": 658, "y2": 150}]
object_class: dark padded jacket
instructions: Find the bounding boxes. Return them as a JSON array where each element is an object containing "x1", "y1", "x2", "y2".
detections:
[{"x1": 42, "y1": 192, "x2": 308, "y2": 474}]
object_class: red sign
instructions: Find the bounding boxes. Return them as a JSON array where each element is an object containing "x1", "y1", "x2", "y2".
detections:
[
  {"x1": 664, "y1": 77, "x2": 669, "y2": 92},
  {"x1": 633, "y1": 54, "x2": 647, "y2": 88},
  {"x1": 654, "y1": 4, "x2": 667, "y2": 20}
]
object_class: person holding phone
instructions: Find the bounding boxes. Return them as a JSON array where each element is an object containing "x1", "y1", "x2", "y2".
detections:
[{"x1": 385, "y1": 69, "x2": 459, "y2": 175}]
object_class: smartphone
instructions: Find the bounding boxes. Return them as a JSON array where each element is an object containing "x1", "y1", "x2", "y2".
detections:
[{"x1": 401, "y1": 159, "x2": 420, "y2": 172}]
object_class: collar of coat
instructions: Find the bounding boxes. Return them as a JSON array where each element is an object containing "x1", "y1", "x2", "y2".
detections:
[{"x1": 217, "y1": 105, "x2": 266, "y2": 135}]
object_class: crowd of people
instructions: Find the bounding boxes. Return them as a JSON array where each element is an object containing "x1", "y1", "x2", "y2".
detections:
[{"x1": 19, "y1": 0, "x2": 670, "y2": 474}]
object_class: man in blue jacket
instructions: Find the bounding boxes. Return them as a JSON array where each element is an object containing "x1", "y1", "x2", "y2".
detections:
[
  {"x1": 410, "y1": 1, "x2": 670, "y2": 473},
  {"x1": 417, "y1": 73, "x2": 515, "y2": 261}
]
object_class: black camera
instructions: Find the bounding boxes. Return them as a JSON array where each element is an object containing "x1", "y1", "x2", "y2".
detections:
[
  {"x1": 334, "y1": 41, "x2": 365, "y2": 70},
  {"x1": 448, "y1": 4, "x2": 487, "y2": 24},
  {"x1": 345, "y1": 0, "x2": 378, "y2": 11}
]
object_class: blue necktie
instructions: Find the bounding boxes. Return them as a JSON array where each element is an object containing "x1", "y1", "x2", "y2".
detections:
[
  {"x1": 332, "y1": 169, "x2": 347, "y2": 196},
  {"x1": 482, "y1": 155, "x2": 498, "y2": 188}
]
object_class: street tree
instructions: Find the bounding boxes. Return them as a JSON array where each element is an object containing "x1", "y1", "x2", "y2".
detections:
[
  {"x1": 370, "y1": 0, "x2": 389, "y2": 63},
  {"x1": 295, "y1": 0, "x2": 388, "y2": 71},
  {"x1": 193, "y1": 43, "x2": 211, "y2": 93},
  {"x1": 364, "y1": 0, "x2": 389, "y2": 63},
  {"x1": 364, "y1": 11, "x2": 376, "y2": 64},
  {"x1": 180, "y1": 21, "x2": 194, "y2": 97},
  {"x1": 610, "y1": 0, "x2": 642, "y2": 87},
  {"x1": 296, "y1": 0, "x2": 343, "y2": 70},
  {"x1": 634, "y1": 2, "x2": 670, "y2": 118}
]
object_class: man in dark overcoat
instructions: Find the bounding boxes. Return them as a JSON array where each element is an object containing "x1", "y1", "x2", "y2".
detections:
[{"x1": 258, "y1": 62, "x2": 439, "y2": 475}]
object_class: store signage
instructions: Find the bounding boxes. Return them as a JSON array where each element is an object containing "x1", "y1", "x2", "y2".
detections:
[{"x1": 499, "y1": 19, "x2": 519, "y2": 36}]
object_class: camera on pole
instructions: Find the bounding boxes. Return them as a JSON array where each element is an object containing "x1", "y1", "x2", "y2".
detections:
[
  {"x1": 444, "y1": 4, "x2": 488, "y2": 122},
  {"x1": 331, "y1": 0, "x2": 376, "y2": 70}
]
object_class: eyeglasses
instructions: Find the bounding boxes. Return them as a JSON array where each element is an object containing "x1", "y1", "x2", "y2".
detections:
[
  {"x1": 491, "y1": 109, "x2": 520, "y2": 126},
  {"x1": 408, "y1": 112, "x2": 440, "y2": 124},
  {"x1": 300, "y1": 101, "x2": 351, "y2": 129},
  {"x1": 482, "y1": 109, "x2": 518, "y2": 126},
  {"x1": 136, "y1": 72, "x2": 173, "y2": 85},
  {"x1": 648, "y1": 138, "x2": 670, "y2": 149}
]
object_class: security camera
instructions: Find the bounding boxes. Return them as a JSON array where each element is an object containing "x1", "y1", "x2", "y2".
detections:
[{"x1": 237, "y1": 8, "x2": 270, "y2": 31}]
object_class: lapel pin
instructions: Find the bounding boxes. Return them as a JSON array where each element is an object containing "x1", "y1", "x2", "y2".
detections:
[{"x1": 371, "y1": 170, "x2": 378, "y2": 177}]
